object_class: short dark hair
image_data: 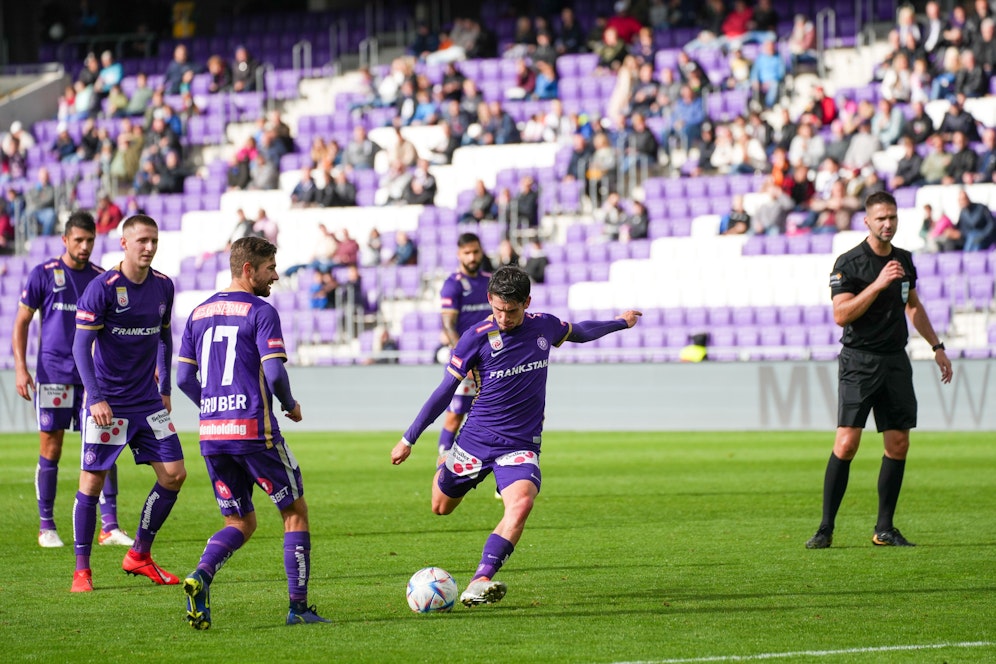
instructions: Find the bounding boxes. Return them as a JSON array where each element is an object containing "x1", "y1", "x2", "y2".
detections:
[
  {"x1": 121, "y1": 214, "x2": 158, "y2": 234},
  {"x1": 864, "y1": 191, "x2": 897, "y2": 211},
  {"x1": 64, "y1": 210, "x2": 96, "y2": 236},
  {"x1": 457, "y1": 232, "x2": 481, "y2": 247},
  {"x1": 230, "y1": 236, "x2": 277, "y2": 275},
  {"x1": 488, "y1": 266, "x2": 531, "y2": 304}
]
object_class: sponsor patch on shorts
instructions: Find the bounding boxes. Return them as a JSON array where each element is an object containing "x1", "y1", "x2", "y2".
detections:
[
  {"x1": 495, "y1": 450, "x2": 539, "y2": 467},
  {"x1": 84, "y1": 417, "x2": 128, "y2": 446},
  {"x1": 146, "y1": 409, "x2": 177, "y2": 440},
  {"x1": 38, "y1": 384, "x2": 74, "y2": 409}
]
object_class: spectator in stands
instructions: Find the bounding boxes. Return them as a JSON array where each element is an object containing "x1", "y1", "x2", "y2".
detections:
[
  {"x1": 410, "y1": 21, "x2": 440, "y2": 61},
  {"x1": 807, "y1": 179, "x2": 860, "y2": 233},
  {"x1": 309, "y1": 269, "x2": 338, "y2": 310},
  {"x1": 163, "y1": 43, "x2": 198, "y2": 95},
  {"x1": 675, "y1": 51, "x2": 709, "y2": 92},
  {"x1": 78, "y1": 52, "x2": 100, "y2": 87},
  {"x1": 749, "y1": 39, "x2": 786, "y2": 108},
  {"x1": 921, "y1": 203, "x2": 959, "y2": 252},
  {"x1": 708, "y1": 123, "x2": 737, "y2": 174},
  {"x1": 720, "y1": 194, "x2": 751, "y2": 235},
  {"x1": 842, "y1": 120, "x2": 880, "y2": 173},
  {"x1": 563, "y1": 133, "x2": 593, "y2": 181},
  {"x1": 477, "y1": 101, "x2": 521, "y2": 145},
  {"x1": 556, "y1": 7, "x2": 587, "y2": 55},
  {"x1": 408, "y1": 87, "x2": 439, "y2": 126},
  {"x1": 788, "y1": 120, "x2": 825, "y2": 170},
  {"x1": 751, "y1": 176, "x2": 793, "y2": 235},
  {"x1": 620, "y1": 200, "x2": 649, "y2": 241},
  {"x1": 531, "y1": 31, "x2": 557, "y2": 71},
  {"x1": 920, "y1": 1, "x2": 948, "y2": 55},
  {"x1": 974, "y1": 17, "x2": 996, "y2": 76},
  {"x1": 522, "y1": 239, "x2": 548, "y2": 283},
  {"x1": 805, "y1": 85, "x2": 837, "y2": 128},
  {"x1": 402, "y1": 159, "x2": 437, "y2": 205},
  {"x1": 533, "y1": 60, "x2": 559, "y2": 101},
  {"x1": 628, "y1": 26, "x2": 656, "y2": 67},
  {"x1": 24, "y1": 167, "x2": 58, "y2": 236},
  {"x1": 51, "y1": 122, "x2": 77, "y2": 162},
  {"x1": 118, "y1": 72, "x2": 149, "y2": 117},
  {"x1": 460, "y1": 179, "x2": 495, "y2": 223},
  {"x1": 226, "y1": 208, "x2": 260, "y2": 250},
  {"x1": 684, "y1": 0, "x2": 726, "y2": 52},
  {"x1": 930, "y1": 46, "x2": 961, "y2": 101},
  {"x1": 76, "y1": 117, "x2": 100, "y2": 162},
  {"x1": 324, "y1": 168, "x2": 357, "y2": 207},
  {"x1": 871, "y1": 98, "x2": 906, "y2": 147},
  {"x1": 919, "y1": 133, "x2": 952, "y2": 184},
  {"x1": 451, "y1": 17, "x2": 484, "y2": 59},
  {"x1": 231, "y1": 45, "x2": 258, "y2": 93},
  {"x1": 596, "y1": 191, "x2": 626, "y2": 240},
  {"x1": 594, "y1": 26, "x2": 628, "y2": 74},
  {"x1": 227, "y1": 135, "x2": 257, "y2": 190},
  {"x1": 495, "y1": 238, "x2": 520, "y2": 268},
  {"x1": 1, "y1": 133, "x2": 26, "y2": 181},
  {"x1": 943, "y1": 131, "x2": 978, "y2": 185},
  {"x1": 629, "y1": 62, "x2": 661, "y2": 116},
  {"x1": 905, "y1": 100, "x2": 934, "y2": 143},
  {"x1": 956, "y1": 188, "x2": 996, "y2": 251},
  {"x1": 977, "y1": 127, "x2": 996, "y2": 183},
  {"x1": 428, "y1": 122, "x2": 461, "y2": 165},
  {"x1": 57, "y1": 84, "x2": 76, "y2": 122},
  {"x1": 361, "y1": 228, "x2": 383, "y2": 267},
  {"x1": 378, "y1": 160, "x2": 412, "y2": 205},
  {"x1": 664, "y1": 84, "x2": 706, "y2": 155},
  {"x1": 94, "y1": 191, "x2": 123, "y2": 234},
  {"x1": 965, "y1": 0, "x2": 993, "y2": 43},
  {"x1": 955, "y1": 49, "x2": 988, "y2": 97},
  {"x1": 725, "y1": 47, "x2": 753, "y2": 90},
  {"x1": 109, "y1": 119, "x2": 142, "y2": 185},
  {"x1": 621, "y1": 112, "x2": 659, "y2": 178},
  {"x1": 889, "y1": 135, "x2": 924, "y2": 190},
  {"x1": 879, "y1": 52, "x2": 912, "y2": 102},
  {"x1": 938, "y1": 94, "x2": 980, "y2": 141},
  {"x1": 607, "y1": 1, "x2": 643, "y2": 45},
  {"x1": 895, "y1": 4, "x2": 921, "y2": 45},
  {"x1": 908, "y1": 56, "x2": 932, "y2": 104},
  {"x1": 6, "y1": 120, "x2": 35, "y2": 155},
  {"x1": 587, "y1": 131, "x2": 618, "y2": 200},
  {"x1": 509, "y1": 175, "x2": 539, "y2": 237},
  {"x1": 388, "y1": 231, "x2": 418, "y2": 266},
  {"x1": 784, "y1": 163, "x2": 815, "y2": 210},
  {"x1": 343, "y1": 125, "x2": 380, "y2": 170},
  {"x1": 721, "y1": 0, "x2": 753, "y2": 48},
  {"x1": 787, "y1": 13, "x2": 817, "y2": 70},
  {"x1": 0, "y1": 197, "x2": 14, "y2": 254},
  {"x1": 106, "y1": 83, "x2": 129, "y2": 117},
  {"x1": 250, "y1": 151, "x2": 279, "y2": 191},
  {"x1": 97, "y1": 50, "x2": 123, "y2": 94},
  {"x1": 206, "y1": 54, "x2": 232, "y2": 93},
  {"x1": 290, "y1": 165, "x2": 318, "y2": 207}
]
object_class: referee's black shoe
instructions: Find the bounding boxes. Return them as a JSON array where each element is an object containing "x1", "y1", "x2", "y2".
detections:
[
  {"x1": 872, "y1": 527, "x2": 916, "y2": 547},
  {"x1": 805, "y1": 526, "x2": 833, "y2": 549}
]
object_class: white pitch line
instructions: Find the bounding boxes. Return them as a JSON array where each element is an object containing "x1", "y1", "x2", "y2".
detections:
[{"x1": 610, "y1": 640, "x2": 996, "y2": 664}]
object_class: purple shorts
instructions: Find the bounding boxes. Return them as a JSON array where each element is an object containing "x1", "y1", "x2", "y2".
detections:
[
  {"x1": 35, "y1": 383, "x2": 83, "y2": 432},
  {"x1": 203, "y1": 439, "x2": 305, "y2": 517},
  {"x1": 80, "y1": 402, "x2": 184, "y2": 472},
  {"x1": 436, "y1": 428, "x2": 542, "y2": 499}
]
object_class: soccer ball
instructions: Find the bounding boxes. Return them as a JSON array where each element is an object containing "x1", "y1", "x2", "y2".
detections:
[{"x1": 406, "y1": 566, "x2": 458, "y2": 613}]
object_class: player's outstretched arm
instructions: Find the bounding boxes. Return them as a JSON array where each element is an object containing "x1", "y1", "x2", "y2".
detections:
[
  {"x1": 391, "y1": 373, "x2": 461, "y2": 465},
  {"x1": 567, "y1": 311, "x2": 642, "y2": 343},
  {"x1": 391, "y1": 440, "x2": 413, "y2": 465},
  {"x1": 616, "y1": 310, "x2": 643, "y2": 328}
]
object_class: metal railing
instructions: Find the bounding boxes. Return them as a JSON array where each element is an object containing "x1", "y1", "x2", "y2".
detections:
[
  {"x1": 54, "y1": 32, "x2": 156, "y2": 63},
  {"x1": 815, "y1": 8, "x2": 837, "y2": 79},
  {"x1": 293, "y1": 40, "x2": 312, "y2": 72},
  {"x1": 358, "y1": 37, "x2": 380, "y2": 71},
  {"x1": 328, "y1": 19, "x2": 347, "y2": 71}
]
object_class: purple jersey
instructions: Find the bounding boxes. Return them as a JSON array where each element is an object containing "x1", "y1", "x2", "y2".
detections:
[
  {"x1": 19, "y1": 257, "x2": 104, "y2": 384},
  {"x1": 75, "y1": 267, "x2": 174, "y2": 405},
  {"x1": 440, "y1": 271, "x2": 492, "y2": 335},
  {"x1": 445, "y1": 313, "x2": 571, "y2": 445},
  {"x1": 178, "y1": 291, "x2": 289, "y2": 455}
]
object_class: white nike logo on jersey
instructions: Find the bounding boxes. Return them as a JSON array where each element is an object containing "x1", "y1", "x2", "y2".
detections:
[
  {"x1": 115, "y1": 307, "x2": 131, "y2": 313},
  {"x1": 53, "y1": 286, "x2": 67, "y2": 293}
]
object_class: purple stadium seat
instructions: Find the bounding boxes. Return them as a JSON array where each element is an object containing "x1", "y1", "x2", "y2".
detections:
[
  {"x1": 708, "y1": 306, "x2": 733, "y2": 326},
  {"x1": 786, "y1": 235, "x2": 811, "y2": 254},
  {"x1": 783, "y1": 325, "x2": 808, "y2": 347},
  {"x1": 916, "y1": 276, "x2": 943, "y2": 301},
  {"x1": 742, "y1": 236, "x2": 765, "y2": 256},
  {"x1": 629, "y1": 240, "x2": 651, "y2": 259},
  {"x1": 803, "y1": 304, "x2": 830, "y2": 325},
  {"x1": 730, "y1": 306, "x2": 754, "y2": 326},
  {"x1": 912, "y1": 252, "x2": 938, "y2": 277},
  {"x1": 684, "y1": 306, "x2": 708, "y2": 328},
  {"x1": 763, "y1": 235, "x2": 788, "y2": 255},
  {"x1": 664, "y1": 326, "x2": 691, "y2": 347},
  {"x1": 759, "y1": 326, "x2": 784, "y2": 347},
  {"x1": 709, "y1": 326, "x2": 736, "y2": 348},
  {"x1": 661, "y1": 307, "x2": 685, "y2": 326},
  {"x1": 961, "y1": 252, "x2": 990, "y2": 276},
  {"x1": 967, "y1": 275, "x2": 994, "y2": 309},
  {"x1": 735, "y1": 326, "x2": 760, "y2": 347},
  {"x1": 936, "y1": 253, "x2": 963, "y2": 276},
  {"x1": 779, "y1": 304, "x2": 804, "y2": 326}
]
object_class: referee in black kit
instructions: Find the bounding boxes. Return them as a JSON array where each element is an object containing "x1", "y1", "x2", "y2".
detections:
[{"x1": 806, "y1": 191, "x2": 953, "y2": 550}]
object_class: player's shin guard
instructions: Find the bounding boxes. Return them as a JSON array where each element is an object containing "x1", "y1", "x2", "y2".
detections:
[
  {"x1": 876, "y1": 456, "x2": 906, "y2": 533},
  {"x1": 99, "y1": 464, "x2": 120, "y2": 532},
  {"x1": 284, "y1": 531, "x2": 311, "y2": 603},
  {"x1": 820, "y1": 453, "x2": 851, "y2": 530},
  {"x1": 73, "y1": 492, "x2": 99, "y2": 571},
  {"x1": 474, "y1": 533, "x2": 515, "y2": 580},
  {"x1": 132, "y1": 482, "x2": 179, "y2": 554},
  {"x1": 198, "y1": 526, "x2": 246, "y2": 581},
  {"x1": 36, "y1": 456, "x2": 59, "y2": 531}
]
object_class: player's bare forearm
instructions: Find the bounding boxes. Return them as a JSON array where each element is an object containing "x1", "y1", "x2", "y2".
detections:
[
  {"x1": 391, "y1": 440, "x2": 413, "y2": 465},
  {"x1": 284, "y1": 402, "x2": 302, "y2": 422},
  {"x1": 441, "y1": 313, "x2": 460, "y2": 347}
]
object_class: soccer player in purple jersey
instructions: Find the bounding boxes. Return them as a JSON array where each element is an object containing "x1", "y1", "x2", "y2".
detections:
[
  {"x1": 176, "y1": 237, "x2": 329, "y2": 629},
  {"x1": 12, "y1": 211, "x2": 132, "y2": 549},
  {"x1": 391, "y1": 266, "x2": 641, "y2": 606},
  {"x1": 437, "y1": 232, "x2": 492, "y2": 458},
  {"x1": 70, "y1": 215, "x2": 186, "y2": 593}
]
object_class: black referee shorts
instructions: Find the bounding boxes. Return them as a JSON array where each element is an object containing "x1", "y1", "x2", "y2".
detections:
[{"x1": 837, "y1": 346, "x2": 918, "y2": 432}]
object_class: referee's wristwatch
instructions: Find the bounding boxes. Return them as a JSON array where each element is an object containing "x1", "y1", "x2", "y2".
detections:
[{"x1": 932, "y1": 342, "x2": 946, "y2": 352}]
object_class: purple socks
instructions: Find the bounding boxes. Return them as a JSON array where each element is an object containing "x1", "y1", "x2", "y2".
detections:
[
  {"x1": 284, "y1": 531, "x2": 311, "y2": 603},
  {"x1": 36, "y1": 456, "x2": 58, "y2": 531},
  {"x1": 132, "y1": 482, "x2": 179, "y2": 554},
  {"x1": 474, "y1": 533, "x2": 515, "y2": 580},
  {"x1": 72, "y1": 492, "x2": 99, "y2": 571},
  {"x1": 196, "y1": 526, "x2": 246, "y2": 581},
  {"x1": 98, "y1": 465, "x2": 120, "y2": 532}
]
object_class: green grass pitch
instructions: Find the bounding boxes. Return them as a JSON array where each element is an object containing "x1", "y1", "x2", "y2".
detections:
[{"x1": 1, "y1": 431, "x2": 993, "y2": 663}]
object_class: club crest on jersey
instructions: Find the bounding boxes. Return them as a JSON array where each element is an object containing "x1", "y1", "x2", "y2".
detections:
[
  {"x1": 537, "y1": 336, "x2": 549, "y2": 350},
  {"x1": 116, "y1": 286, "x2": 129, "y2": 307},
  {"x1": 53, "y1": 269, "x2": 66, "y2": 287},
  {"x1": 488, "y1": 330, "x2": 503, "y2": 351},
  {"x1": 159, "y1": 303, "x2": 166, "y2": 317}
]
